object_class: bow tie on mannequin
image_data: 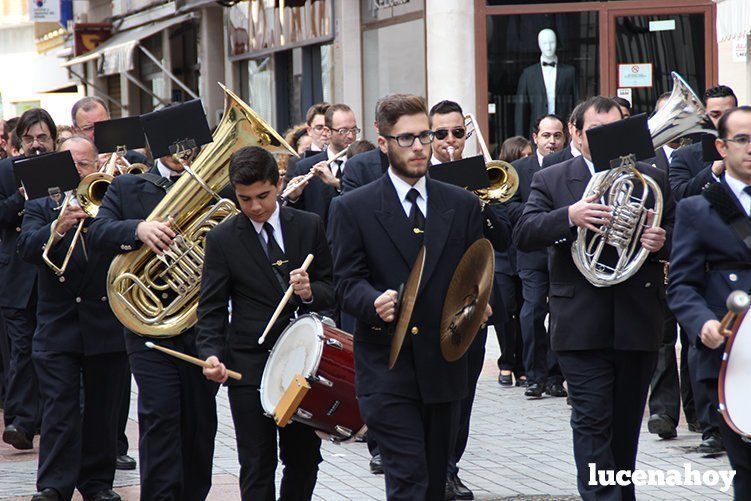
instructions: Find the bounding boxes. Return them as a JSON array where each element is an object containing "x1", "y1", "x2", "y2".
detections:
[{"x1": 542, "y1": 61, "x2": 556, "y2": 68}]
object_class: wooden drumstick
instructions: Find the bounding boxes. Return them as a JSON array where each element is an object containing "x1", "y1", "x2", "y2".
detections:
[
  {"x1": 145, "y1": 341, "x2": 243, "y2": 380},
  {"x1": 719, "y1": 290, "x2": 751, "y2": 335},
  {"x1": 258, "y1": 253, "x2": 315, "y2": 345}
]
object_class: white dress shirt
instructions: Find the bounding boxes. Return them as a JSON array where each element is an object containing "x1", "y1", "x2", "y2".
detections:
[
  {"x1": 541, "y1": 56, "x2": 558, "y2": 114},
  {"x1": 724, "y1": 171, "x2": 751, "y2": 216},
  {"x1": 156, "y1": 159, "x2": 180, "y2": 179},
  {"x1": 536, "y1": 150, "x2": 544, "y2": 168},
  {"x1": 570, "y1": 141, "x2": 582, "y2": 158},
  {"x1": 388, "y1": 167, "x2": 428, "y2": 218},
  {"x1": 249, "y1": 202, "x2": 285, "y2": 252},
  {"x1": 327, "y1": 146, "x2": 347, "y2": 178}
]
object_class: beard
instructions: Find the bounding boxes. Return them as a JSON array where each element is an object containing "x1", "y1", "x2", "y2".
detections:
[
  {"x1": 387, "y1": 146, "x2": 428, "y2": 180},
  {"x1": 26, "y1": 145, "x2": 49, "y2": 156}
]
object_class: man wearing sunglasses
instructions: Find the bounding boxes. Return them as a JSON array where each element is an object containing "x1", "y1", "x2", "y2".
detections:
[
  {"x1": 668, "y1": 105, "x2": 751, "y2": 499},
  {"x1": 430, "y1": 100, "x2": 467, "y2": 165}
]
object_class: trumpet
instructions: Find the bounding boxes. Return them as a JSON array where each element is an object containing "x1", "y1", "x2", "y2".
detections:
[
  {"x1": 464, "y1": 114, "x2": 519, "y2": 203},
  {"x1": 280, "y1": 147, "x2": 349, "y2": 203},
  {"x1": 42, "y1": 171, "x2": 113, "y2": 275},
  {"x1": 102, "y1": 145, "x2": 148, "y2": 176}
]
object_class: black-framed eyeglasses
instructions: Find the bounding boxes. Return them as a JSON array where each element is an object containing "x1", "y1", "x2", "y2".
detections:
[
  {"x1": 382, "y1": 130, "x2": 435, "y2": 148},
  {"x1": 21, "y1": 134, "x2": 51, "y2": 146},
  {"x1": 722, "y1": 135, "x2": 751, "y2": 147},
  {"x1": 434, "y1": 127, "x2": 466, "y2": 140},
  {"x1": 310, "y1": 125, "x2": 326, "y2": 133},
  {"x1": 333, "y1": 127, "x2": 361, "y2": 136}
]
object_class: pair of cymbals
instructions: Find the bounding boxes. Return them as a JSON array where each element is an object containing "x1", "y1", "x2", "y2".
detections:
[{"x1": 388, "y1": 239, "x2": 495, "y2": 368}]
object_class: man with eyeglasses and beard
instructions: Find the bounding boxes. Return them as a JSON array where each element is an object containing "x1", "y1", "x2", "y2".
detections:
[
  {"x1": 0, "y1": 108, "x2": 55, "y2": 450},
  {"x1": 329, "y1": 94, "x2": 495, "y2": 501},
  {"x1": 429, "y1": 99, "x2": 512, "y2": 500}
]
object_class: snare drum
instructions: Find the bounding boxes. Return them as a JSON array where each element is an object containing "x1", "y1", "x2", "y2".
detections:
[
  {"x1": 260, "y1": 314, "x2": 365, "y2": 439},
  {"x1": 719, "y1": 309, "x2": 751, "y2": 438}
]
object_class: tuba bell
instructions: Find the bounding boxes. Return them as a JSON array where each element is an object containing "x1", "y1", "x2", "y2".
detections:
[
  {"x1": 572, "y1": 71, "x2": 712, "y2": 287},
  {"x1": 465, "y1": 114, "x2": 519, "y2": 203},
  {"x1": 106, "y1": 84, "x2": 297, "y2": 338}
]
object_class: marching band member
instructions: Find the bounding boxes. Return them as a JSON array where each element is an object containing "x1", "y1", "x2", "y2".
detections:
[
  {"x1": 329, "y1": 94, "x2": 491, "y2": 500},
  {"x1": 197, "y1": 146, "x2": 334, "y2": 500},
  {"x1": 514, "y1": 96, "x2": 675, "y2": 501},
  {"x1": 19, "y1": 137, "x2": 126, "y2": 501},
  {"x1": 668, "y1": 105, "x2": 751, "y2": 498}
]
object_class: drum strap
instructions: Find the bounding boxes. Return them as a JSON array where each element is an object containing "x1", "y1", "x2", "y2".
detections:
[
  {"x1": 139, "y1": 172, "x2": 174, "y2": 191},
  {"x1": 702, "y1": 183, "x2": 751, "y2": 251}
]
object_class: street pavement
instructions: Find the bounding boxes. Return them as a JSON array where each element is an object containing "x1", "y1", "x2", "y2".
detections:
[{"x1": 0, "y1": 331, "x2": 735, "y2": 500}]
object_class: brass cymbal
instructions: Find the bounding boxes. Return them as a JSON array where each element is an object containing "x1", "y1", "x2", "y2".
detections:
[
  {"x1": 389, "y1": 246, "x2": 426, "y2": 370},
  {"x1": 440, "y1": 239, "x2": 495, "y2": 362}
]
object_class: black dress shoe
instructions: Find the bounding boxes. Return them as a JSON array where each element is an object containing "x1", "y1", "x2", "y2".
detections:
[
  {"x1": 445, "y1": 477, "x2": 457, "y2": 501},
  {"x1": 546, "y1": 383, "x2": 568, "y2": 397},
  {"x1": 116, "y1": 454, "x2": 136, "y2": 470},
  {"x1": 687, "y1": 421, "x2": 702, "y2": 433},
  {"x1": 2, "y1": 424, "x2": 33, "y2": 450},
  {"x1": 524, "y1": 382, "x2": 545, "y2": 398},
  {"x1": 369, "y1": 454, "x2": 384, "y2": 474},
  {"x1": 498, "y1": 372, "x2": 513, "y2": 387},
  {"x1": 450, "y1": 473, "x2": 474, "y2": 500},
  {"x1": 648, "y1": 414, "x2": 677, "y2": 439},
  {"x1": 698, "y1": 434, "x2": 724, "y2": 454},
  {"x1": 515, "y1": 376, "x2": 528, "y2": 388},
  {"x1": 84, "y1": 489, "x2": 121, "y2": 501},
  {"x1": 32, "y1": 488, "x2": 60, "y2": 501}
]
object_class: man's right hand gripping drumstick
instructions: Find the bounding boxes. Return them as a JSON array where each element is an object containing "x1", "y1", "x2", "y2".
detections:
[
  {"x1": 203, "y1": 355, "x2": 229, "y2": 384},
  {"x1": 375, "y1": 290, "x2": 398, "y2": 323}
]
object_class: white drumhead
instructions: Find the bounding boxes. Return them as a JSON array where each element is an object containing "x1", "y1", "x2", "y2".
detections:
[
  {"x1": 260, "y1": 315, "x2": 323, "y2": 416},
  {"x1": 723, "y1": 312, "x2": 751, "y2": 436}
]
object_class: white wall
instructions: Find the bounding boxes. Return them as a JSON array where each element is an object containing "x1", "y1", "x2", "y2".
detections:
[{"x1": 717, "y1": 36, "x2": 751, "y2": 106}]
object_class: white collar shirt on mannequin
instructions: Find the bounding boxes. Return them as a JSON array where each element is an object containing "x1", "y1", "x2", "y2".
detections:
[{"x1": 540, "y1": 55, "x2": 559, "y2": 114}]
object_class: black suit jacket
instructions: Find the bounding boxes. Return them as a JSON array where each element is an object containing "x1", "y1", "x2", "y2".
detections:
[
  {"x1": 513, "y1": 156, "x2": 675, "y2": 352},
  {"x1": 287, "y1": 151, "x2": 338, "y2": 227},
  {"x1": 541, "y1": 145, "x2": 574, "y2": 168},
  {"x1": 195, "y1": 208, "x2": 334, "y2": 386},
  {"x1": 669, "y1": 142, "x2": 714, "y2": 201},
  {"x1": 515, "y1": 63, "x2": 578, "y2": 137},
  {"x1": 341, "y1": 148, "x2": 389, "y2": 194},
  {"x1": 0, "y1": 157, "x2": 37, "y2": 309},
  {"x1": 508, "y1": 154, "x2": 547, "y2": 271},
  {"x1": 18, "y1": 197, "x2": 124, "y2": 355},
  {"x1": 667, "y1": 181, "x2": 751, "y2": 382},
  {"x1": 329, "y1": 174, "x2": 483, "y2": 403}
]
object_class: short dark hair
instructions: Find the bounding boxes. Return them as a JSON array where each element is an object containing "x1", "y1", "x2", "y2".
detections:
[
  {"x1": 568, "y1": 101, "x2": 586, "y2": 126},
  {"x1": 346, "y1": 139, "x2": 376, "y2": 159},
  {"x1": 574, "y1": 96, "x2": 622, "y2": 131},
  {"x1": 704, "y1": 85, "x2": 737, "y2": 106},
  {"x1": 499, "y1": 136, "x2": 531, "y2": 163},
  {"x1": 305, "y1": 102, "x2": 330, "y2": 126},
  {"x1": 71, "y1": 96, "x2": 109, "y2": 126},
  {"x1": 16, "y1": 108, "x2": 57, "y2": 144},
  {"x1": 229, "y1": 146, "x2": 279, "y2": 186},
  {"x1": 9, "y1": 129, "x2": 22, "y2": 152},
  {"x1": 611, "y1": 96, "x2": 631, "y2": 112},
  {"x1": 428, "y1": 100, "x2": 463, "y2": 125},
  {"x1": 376, "y1": 94, "x2": 428, "y2": 136},
  {"x1": 324, "y1": 104, "x2": 354, "y2": 129},
  {"x1": 717, "y1": 106, "x2": 751, "y2": 139},
  {"x1": 533, "y1": 114, "x2": 565, "y2": 134}
]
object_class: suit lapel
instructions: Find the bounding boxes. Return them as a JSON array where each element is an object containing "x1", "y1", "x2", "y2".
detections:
[
  {"x1": 138, "y1": 182, "x2": 167, "y2": 216},
  {"x1": 234, "y1": 215, "x2": 285, "y2": 294},
  {"x1": 566, "y1": 156, "x2": 591, "y2": 201},
  {"x1": 279, "y1": 208, "x2": 302, "y2": 271},
  {"x1": 374, "y1": 176, "x2": 421, "y2": 268},
  {"x1": 419, "y1": 179, "x2": 455, "y2": 289}
]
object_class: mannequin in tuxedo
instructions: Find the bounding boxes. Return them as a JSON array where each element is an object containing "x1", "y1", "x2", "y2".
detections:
[{"x1": 515, "y1": 29, "x2": 578, "y2": 137}]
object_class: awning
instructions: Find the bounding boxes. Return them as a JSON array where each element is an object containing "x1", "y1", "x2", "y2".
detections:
[
  {"x1": 717, "y1": 0, "x2": 751, "y2": 42},
  {"x1": 61, "y1": 13, "x2": 195, "y2": 75}
]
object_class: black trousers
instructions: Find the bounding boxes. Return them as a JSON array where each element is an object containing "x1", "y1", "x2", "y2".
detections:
[
  {"x1": 448, "y1": 329, "x2": 486, "y2": 477},
  {"x1": 117, "y1": 362, "x2": 131, "y2": 456},
  {"x1": 557, "y1": 349, "x2": 657, "y2": 501},
  {"x1": 129, "y1": 342, "x2": 219, "y2": 501},
  {"x1": 648, "y1": 305, "x2": 697, "y2": 426},
  {"x1": 33, "y1": 350, "x2": 127, "y2": 500},
  {"x1": 227, "y1": 385, "x2": 321, "y2": 501},
  {"x1": 518, "y1": 268, "x2": 562, "y2": 385},
  {"x1": 687, "y1": 344, "x2": 721, "y2": 439},
  {"x1": 493, "y1": 273, "x2": 524, "y2": 376},
  {"x1": 0, "y1": 315, "x2": 9, "y2": 406},
  {"x1": 1, "y1": 305, "x2": 39, "y2": 435},
  {"x1": 359, "y1": 393, "x2": 460, "y2": 501}
]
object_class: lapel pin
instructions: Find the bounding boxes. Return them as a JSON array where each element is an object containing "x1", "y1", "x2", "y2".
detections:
[
  {"x1": 272, "y1": 259, "x2": 289, "y2": 267},
  {"x1": 413, "y1": 228, "x2": 424, "y2": 234}
]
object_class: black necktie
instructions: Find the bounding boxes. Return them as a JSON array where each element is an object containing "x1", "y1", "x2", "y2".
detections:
[
  {"x1": 743, "y1": 186, "x2": 751, "y2": 196},
  {"x1": 406, "y1": 188, "x2": 425, "y2": 241},
  {"x1": 263, "y1": 222, "x2": 289, "y2": 288},
  {"x1": 542, "y1": 61, "x2": 556, "y2": 67},
  {"x1": 333, "y1": 160, "x2": 343, "y2": 180},
  {"x1": 169, "y1": 174, "x2": 181, "y2": 183}
]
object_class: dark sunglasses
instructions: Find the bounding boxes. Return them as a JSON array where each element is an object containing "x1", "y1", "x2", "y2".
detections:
[{"x1": 434, "y1": 127, "x2": 467, "y2": 140}]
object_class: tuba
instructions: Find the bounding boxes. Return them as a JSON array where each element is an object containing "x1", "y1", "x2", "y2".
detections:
[
  {"x1": 106, "y1": 84, "x2": 297, "y2": 338},
  {"x1": 465, "y1": 113, "x2": 519, "y2": 203},
  {"x1": 572, "y1": 71, "x2": 714, "y2": 287}
]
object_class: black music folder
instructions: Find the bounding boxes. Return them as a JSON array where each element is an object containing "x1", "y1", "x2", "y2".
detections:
[
  {"x1": 94, "y1": 116, "x2": 146, "y2": 153},
  {"x1": 140, "y1": 99, "x2": 212, "y2": 158},
  {"x1": 702, "y1": 134, "x2": 723, "y2": 162},
  {"x1": 12, "y1": 151, "x2": 80, "y2": 200},
  {"x1": 587, "y1": 113, "x2": 655, "y2": 172},
  {"x1": 428, "y1": 155, "x2": 490, "y2": 190}
]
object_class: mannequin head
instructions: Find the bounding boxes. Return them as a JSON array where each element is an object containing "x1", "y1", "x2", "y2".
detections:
[{"x1": 538, "y1": 29, "x2": 557, "y2": 59}]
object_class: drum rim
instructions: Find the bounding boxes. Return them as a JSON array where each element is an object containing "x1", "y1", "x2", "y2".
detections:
[{"x1": 718, "y1": 308, "x2": 751, "y2": 438}]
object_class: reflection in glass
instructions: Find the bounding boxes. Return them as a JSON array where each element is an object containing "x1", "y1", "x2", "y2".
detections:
[{"x1": 248, "y1": 57, "x2": 275, "y2": 124}]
